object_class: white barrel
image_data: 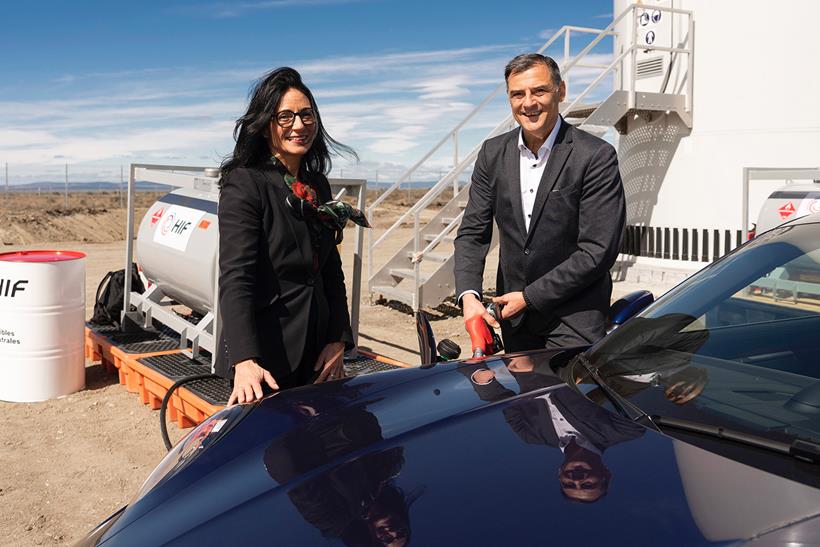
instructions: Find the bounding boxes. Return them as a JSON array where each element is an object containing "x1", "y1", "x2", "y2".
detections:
[{"x1": 0, "y1": 250, "x2": 86, "y2": 402}]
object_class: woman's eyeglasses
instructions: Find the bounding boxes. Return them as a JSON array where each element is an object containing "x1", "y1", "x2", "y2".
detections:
[{"x1": 275, "y1": 108, "x2": 316, "y2": 128}]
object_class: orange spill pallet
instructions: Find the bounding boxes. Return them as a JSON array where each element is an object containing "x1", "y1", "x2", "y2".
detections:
[
  {"x1": 84, "y1": 325, "x2": 219, "y2": 428},
  {"x1": 84, "y1": 327, "x2": 119, "y2": 377},
  {"x1": 357, "y1": 349, "x2": 411, "y2": 368},
  {"x1": 85, "y1": 325, "x2": 412, "y2": 430},
  {"x1": 125, "y1": 355, "x2": 224, "y2": 429}
]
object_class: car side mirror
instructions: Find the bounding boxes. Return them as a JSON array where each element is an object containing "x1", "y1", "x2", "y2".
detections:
[
  {"x1": 608, "y1": 290, "x2": 654, "y2": 331},
  {"x1": 415, "y1": 311, "x2": 437, "y2": 367}
]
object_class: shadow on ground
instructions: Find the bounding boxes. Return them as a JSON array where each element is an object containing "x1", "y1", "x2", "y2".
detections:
[{"x1": 84, "y1": 363, "x2": 121, "y2": 391}]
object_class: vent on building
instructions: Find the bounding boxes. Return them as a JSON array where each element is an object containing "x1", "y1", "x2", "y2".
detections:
[{"x1": 636, "y1": 56, "x2": 664, "y2": 79}]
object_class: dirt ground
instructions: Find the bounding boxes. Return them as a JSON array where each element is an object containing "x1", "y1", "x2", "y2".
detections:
[
  {"x1": 0, "y1": 191, "x2": 647, "y2": 546},
  {"x1": 0, "y1": 192, "x2": 164, "y2": 246}
]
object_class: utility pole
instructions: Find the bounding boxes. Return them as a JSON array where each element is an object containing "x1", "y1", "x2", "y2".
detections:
[
  {"x1": 119, "y1": 164, "x2": 124, "y2": 209},
  {"x1": 64, "y1": 163, "x2": 69, "y2": 209}
]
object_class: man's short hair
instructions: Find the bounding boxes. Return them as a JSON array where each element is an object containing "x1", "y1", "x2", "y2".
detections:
[{"x1": 504, "y1": 53, "x2": 562, "y2": 86}]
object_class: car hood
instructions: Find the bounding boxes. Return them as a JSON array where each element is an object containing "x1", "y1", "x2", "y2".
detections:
[{"x1": 97, "y1": 352, "x2": 820, "y2": 546}]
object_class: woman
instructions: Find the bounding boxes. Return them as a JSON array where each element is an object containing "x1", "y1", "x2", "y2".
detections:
[{"x1": 217, "y1": 67, "x2": 367, "y2": 405}]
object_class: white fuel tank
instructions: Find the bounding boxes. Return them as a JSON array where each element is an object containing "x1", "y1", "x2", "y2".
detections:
[{"x1": 136, "y1": 187, "x2": 218, "y2": 314}]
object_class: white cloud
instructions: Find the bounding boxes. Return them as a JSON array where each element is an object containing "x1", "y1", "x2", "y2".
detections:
[
  {"x1": 368, "y1": 138, "x2": 418, "y2": 155},
  {"x1": 413, "y1": 75, "x2": 472, "y2": 100},
  {"x1": 0, "y1": 129, "x2": 59, "y2": 148}
]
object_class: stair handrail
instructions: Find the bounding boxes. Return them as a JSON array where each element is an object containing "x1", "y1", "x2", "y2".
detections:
[
  {"x1": 410, "y1": 210, "x2": 465, "y2": 264},
  {"x1": 371, "y1": 113, "x2": 515, "y2": 251}
]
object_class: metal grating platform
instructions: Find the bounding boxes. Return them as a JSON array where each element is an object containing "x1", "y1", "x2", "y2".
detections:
[
  {"x1": 135, "y1": 350, "x2": 403, "y2": 408},
  {"x1": 183, "y1": 378, "x2": 233, "y2": 406},
  {"x1": 139, "y1": 353, "x2": 231, "y2": 406},
  {"x1": 87, "y1": 322, "x2": 181, "y2": 353},
  {"x1": 343, "y1": 355, "x2": 403, "y2": 376},
  {"x1": 139, "y1": 352, "x2": 211, "y2": 379}
]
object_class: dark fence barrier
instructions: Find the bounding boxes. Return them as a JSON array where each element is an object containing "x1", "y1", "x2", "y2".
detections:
[{"x1": 621, "y1": 225, "x2": 743, "y2": 262}]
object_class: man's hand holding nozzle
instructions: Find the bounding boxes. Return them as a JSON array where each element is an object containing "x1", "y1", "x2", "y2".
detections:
[{"x1": 461, "y1": 292, "x2": 499, "y2": 329}]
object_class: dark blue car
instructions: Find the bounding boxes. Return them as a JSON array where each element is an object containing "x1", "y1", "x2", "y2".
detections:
[{"x1": 79, "y1": 214, "x2": 820, "y2": 546}]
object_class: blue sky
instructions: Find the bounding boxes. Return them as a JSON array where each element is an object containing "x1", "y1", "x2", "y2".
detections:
[{"x1": 0, "y1": 0, "x2": 614, "y2": 184}]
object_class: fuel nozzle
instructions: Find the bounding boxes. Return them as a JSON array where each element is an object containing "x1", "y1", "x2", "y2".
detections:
[{"x1": 466, "y1": 309, "x2": 504, "y2": 358}]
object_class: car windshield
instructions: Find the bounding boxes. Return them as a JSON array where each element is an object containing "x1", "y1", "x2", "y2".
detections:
[{"x1": 582, "y1": 222, "x2": 820, "y2": 446}]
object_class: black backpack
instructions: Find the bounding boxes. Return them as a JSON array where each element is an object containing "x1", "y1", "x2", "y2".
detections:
[{"x1": 90, "y1": 265, "x2": 146, "y2": 326}]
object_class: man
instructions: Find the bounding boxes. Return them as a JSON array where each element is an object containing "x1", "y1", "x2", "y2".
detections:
[
  {"x1": 455, "y1": 53, "x2": 626, "y2": 351},
  {"x1": 503, "y1": 387, "x2": 644, "y2": 503},
  {"x1": 458, "y1": 355, "x2": 643, "y2": 503}
]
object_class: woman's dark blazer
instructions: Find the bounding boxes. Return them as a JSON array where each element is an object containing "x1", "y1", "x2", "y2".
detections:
[{"x1": 215, "y1": 164, "x2": 354, "y2": 380}]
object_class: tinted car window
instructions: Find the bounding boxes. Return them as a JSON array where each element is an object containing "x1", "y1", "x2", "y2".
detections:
[{"x1": 582, "y1": 223, "x2": 820, "y2": 445}]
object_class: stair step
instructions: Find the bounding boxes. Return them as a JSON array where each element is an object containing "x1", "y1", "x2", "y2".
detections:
[
  {"x1": 389, "y1": 268, "x2": 431, "y2": 283},
  {"x1": 561, "y1": 100, "x2": 601, "y2": 119},
  {"x1": 372, "y1": 284, "x2": 414, "y2": 304},
  {"x1": 406, "y1": 251, "x2": 451, "y2": 263},
  {"x1": 423, "y1": 233, "x2": 457, "y2": 243}
]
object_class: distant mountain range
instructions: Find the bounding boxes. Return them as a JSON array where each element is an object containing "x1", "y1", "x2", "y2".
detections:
[
  {"x1": 4, "y1": 181, "x2": 173, "y2": 192},
  {"x1": 3, "y1": 179, "x2": 443, "y2": 193}
]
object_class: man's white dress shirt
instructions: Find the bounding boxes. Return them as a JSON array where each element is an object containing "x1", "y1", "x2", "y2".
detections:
[{"x1": 518, "y1": 117, "x2": 562, "y2": 233}]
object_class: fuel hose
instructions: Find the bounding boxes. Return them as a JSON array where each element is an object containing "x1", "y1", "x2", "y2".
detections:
[{"x1": 159, "y1": 373, "x2": 221, "y2": 451}]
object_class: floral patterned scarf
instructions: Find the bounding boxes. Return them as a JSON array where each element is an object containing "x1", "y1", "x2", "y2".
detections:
[{"x1": 272, "y1": 158, "x2": 370, "y2": 271}]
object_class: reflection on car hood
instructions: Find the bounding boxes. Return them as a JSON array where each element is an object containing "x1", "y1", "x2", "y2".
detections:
[{"x1": 98, "y1": 353, "x2": 820, "y2": 546}]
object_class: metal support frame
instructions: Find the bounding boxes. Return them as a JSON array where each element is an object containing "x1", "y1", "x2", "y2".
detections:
[
  {"x1": 741, "y1": 167, "x2": 820, "y2": 234},
  {"x1": 332, "y1": 176, "x2": 368, "y2": 345},
  {"x1": 121, "y1": 163, "x2": 367, "y2": 368}
]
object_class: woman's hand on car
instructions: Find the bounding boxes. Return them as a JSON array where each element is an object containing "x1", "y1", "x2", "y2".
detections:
[
  {"x1": 228, "y1": 359, "x2": 279, "y2": 406},
  {"x1": 314, "y1": 342, "x2": 346, "y2": 383}
]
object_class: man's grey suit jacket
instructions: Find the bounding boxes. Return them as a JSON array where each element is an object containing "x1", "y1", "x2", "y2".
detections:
[{"x1": 454, "y1": 119, "x2": 626, "y2": 344}]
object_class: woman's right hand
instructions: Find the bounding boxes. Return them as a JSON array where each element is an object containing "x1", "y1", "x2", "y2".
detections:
[{"x1": 228, "y1": 359, "x2": 279, "y2": 406}]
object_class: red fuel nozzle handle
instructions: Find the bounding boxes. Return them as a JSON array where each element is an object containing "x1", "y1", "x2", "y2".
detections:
[{"x1": 466, "y1": 315, "x2": 495, "y2": 358}]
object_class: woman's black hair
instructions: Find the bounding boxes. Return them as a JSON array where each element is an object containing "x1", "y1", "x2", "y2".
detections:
[{"x1": 221, "y1": 66, "x2": 356, "y2": 178}]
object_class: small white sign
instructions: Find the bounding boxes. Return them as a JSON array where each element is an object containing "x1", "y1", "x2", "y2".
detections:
[{"x1": 153, "y1": 204, "x2": 204, "y2": 251}]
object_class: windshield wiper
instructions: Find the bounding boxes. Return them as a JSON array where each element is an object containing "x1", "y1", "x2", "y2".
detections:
[
  {"x1": 571, "y1": 354, "x2": 656, "y2": 428},
  {"x1": 652, "y1": 415, "x2": 820, "y2": 464}
]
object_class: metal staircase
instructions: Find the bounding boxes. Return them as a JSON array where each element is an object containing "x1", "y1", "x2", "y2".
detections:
[{"x1": 368, "y1": 3, "x2": 694, "y2": 310}]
